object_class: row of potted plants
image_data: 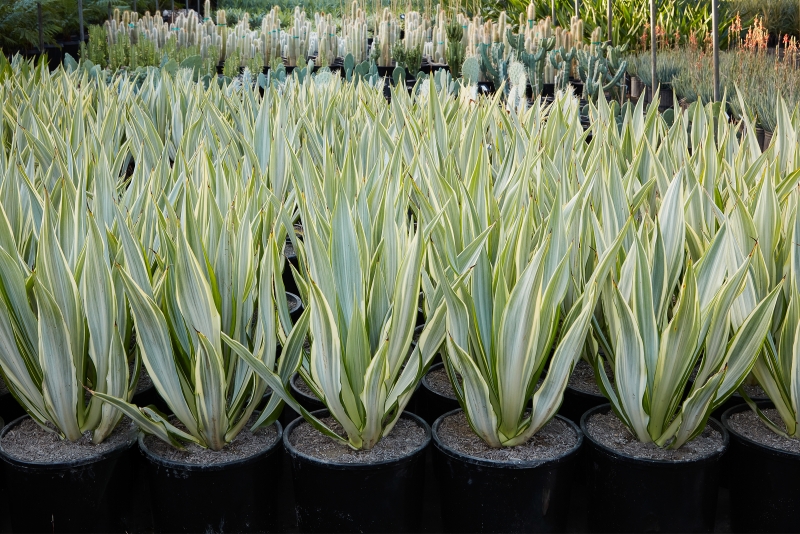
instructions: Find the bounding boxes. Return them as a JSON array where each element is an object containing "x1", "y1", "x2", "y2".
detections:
[{"x1": 0, "y1": 58, "x2": 798, "y2": 534}]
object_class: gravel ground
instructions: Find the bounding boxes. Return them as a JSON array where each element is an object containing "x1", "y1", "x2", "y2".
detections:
[
  {"x1": 586, "y1": 411, "x2": 725, "y2": 461},
  {"x1": 437, "y1": 410, "x2": 578, "y2": 462},
  {"x1": 1, "y1": 418, "x2": 135, "y2": 463},
  {"x1": 144, "y1": 418, "x2": 278, "y2": 465},
  {"x1": 290, "y1": 416, "x2": 426, "y2": 463},
  {"x1": 728, "y1": 408, "x2": 800, "y2": 454}
]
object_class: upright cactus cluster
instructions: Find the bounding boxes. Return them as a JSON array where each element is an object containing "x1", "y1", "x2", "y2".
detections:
[
  {"x1": 343, "y1": 1, "x2": 368, "y2": 62},
  {"x1": 506, "y1": 28, "x2": 554, "y2": 95},
  {"x1": 576, "y1": 43, "x2": 628, "y2": 102},
  {"x1": 445, "y1": 19, "x2": 465, "y2": 76},
  {"x1": 478, "y1": 42, "x2": 508, "y2": 90}
]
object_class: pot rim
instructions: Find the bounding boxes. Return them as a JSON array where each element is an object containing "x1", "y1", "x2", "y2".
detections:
[
  {"x1": 291, "y1": 373, "x2": 325, "y2": 404},
  {"x1": 0, "y1": 414, "x2": 137, "y2": 470},
  {"x1": 580, "y1": 403, "x2": 729, "y2": 466},
  {"x1": 421, "y1": 362, "x2": 458, "y2": 401},
  {"x1": 138, "y1": 419, "x2": 283, "y2": 472},
  {"x1": 565, "y1": 383, "x2": 606, "y2": 401},
  {"x1": 722, "y1": 401, "x2": 800, "y2": 460},
  {"x1": 283, "y1": 408, "x2": 430, "y2": 470},
  {"x1": 286, "y1": 291, "x2": 303, "y2": 314},
  {"x1": 432, "y1": 408, "x2": 583, "y2": 469}
]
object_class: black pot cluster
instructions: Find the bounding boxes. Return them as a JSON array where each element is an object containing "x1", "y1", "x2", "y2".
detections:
[{"x1": 0, "y1": 368, "x2": 795, "y2": 533}]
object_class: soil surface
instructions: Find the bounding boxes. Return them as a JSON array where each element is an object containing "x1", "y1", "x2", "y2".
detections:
[
  {"x1": 728, "y1": 408, "x2": 800, "y2": 454},
  {"x1": 425, "y1": 366, "x2": 457, "y2": 399},
  {"x1": 738, "y1": 382, "x2": 768, "y2": 399},
  {"x1": 135, "y1": 365, "x2": 153, "y2": 394},
  {"x1": 568, "y1": 359, "x2": 608, "y2": 396},
  {"x1": 144, "y1": 417, "x2": 278, "y2": 465},
  {"x1": 437, "y1": 410, "x2": 578, "y2": 462},
  {"x1": 586, "y1": 411, "x2": 725, "y2": 461},
  {"x1": 284, "y1": 239, "x2": 296, "y2": 259},
  {"x1": 292, "y1": 374, "x2": 319, "y2": 399},
  {"x1": 0, "y1": 378, "x2": 8, "y2": 396},
  {"x1": 1, "y1": 418, "x2": 135, "y2": 463},
  {"x1": 690, "y1": 369, "x2": 767, "y2": 399},
  {"x1": 290, "y1": 416, "x2": 426, "y2": 463}
]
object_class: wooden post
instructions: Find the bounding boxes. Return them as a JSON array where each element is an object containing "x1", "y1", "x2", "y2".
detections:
[
  {"x1": 171, "y1": 0, "x2": 175, "y2": 23},
  {"x1": 650, "y1": 0, "x2": 657, "y2": 94},
  {"x1": 712, "y1": 0, "x2": 720, "y2": 101}
]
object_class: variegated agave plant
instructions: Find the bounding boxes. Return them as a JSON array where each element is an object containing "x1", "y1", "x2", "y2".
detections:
[
  {"x1": 593, "y1": 178, "x2": 782, "y2": 449},
  {"x1": 94, "y1": 197, "x2": 304, "y2": 450},
  {"x1": 436, "y1": 192, "x2": 631, "y2": 447},
  {"x1": 235, "y1": 182, "x2": 446, "y2": 450},
  {"x1": 0, "y1": 201, "x2": 131, "y2": 443},
  {"x1": 746, "y1": 201, "x2": 800, "y2": 437}
]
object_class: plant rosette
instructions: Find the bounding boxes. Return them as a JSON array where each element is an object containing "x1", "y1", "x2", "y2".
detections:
[
  {"x1": 137, "y1": 418, "x2": 284, "y2": 533},
  {"x1": 0, "y1": 415, "x2": 138, "y2": 534},
  {"x1": 581, "y1": 404, "x2": 728, "y2": 533},
  {"x1": 722, "y1": 402, "x2": 800, "y2": 533},
  {"x1": 432, "y1": 408, "x2": 582, "y2": 533},
  {"x1": 283, "y1": 409, "x2": 430, "y2": 533}
]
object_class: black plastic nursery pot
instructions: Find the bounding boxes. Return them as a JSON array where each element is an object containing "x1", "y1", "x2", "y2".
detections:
[
  {"x1": 414, "y1": 362, "x2": 460, "y2": 426},
  {"x1": 279, "y1": 373, "x2": 325, "y2": 428},
  {"x1": 558, "y1": 385, "x2": 606, "y2": 424},
  {"x1": 0, "y1": 415, "x2": 137, "y2": 533},
  {"x1": 284, "y1": 409, "x2": 430, "y2": 533},
  {"x1": 287, "y1": 291, "x2": 303, "y2": 324},
  {"x1": 132, "y1": 383, "x2": 170, "y2": 415},
  {"x1": 722, "y1": 402, "x2": 800, "y2": 533},
  {"x1": 630, "y1": 76, "x2": 642, "y2": 99},
  {"x1": 433, "y1": 409, "x2": 582, "y2": 533},
  {"x1": 581, "y1": 404, "x2": 727, "y2": 533},
  {"x1": 0, "y1": 389, "x2": 25, "y2": 424},
  {"x1": 659, "y1": 83, "x2": 674, "y2": 110},
  {"x1": 138, "y1": 420, "x2": 284, "y2": 533}
]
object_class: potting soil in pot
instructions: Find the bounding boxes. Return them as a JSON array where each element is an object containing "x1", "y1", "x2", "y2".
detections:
[
  {"x1": 437, "y1": 410, "x2": 577, "y2": 461},
  {"x1": 133, "y1": 364, "x2": 153, "y2": 394},
  {"x1": 293, "y1": 374, "x2": 319, "y2": 398},
  {"x1": 1, "y1": 417, "x2": 135, "y2": 462},
  {"x1": 727, "y1": 408, "x2": 800, "y2": 454},
  {"x1": 143, "y1": 419, "x2": 278, "y2": 464},
  {"x1": 425, "y1": 366, "x2": 457, "y2": 399},
  {"x1": 290, "y1": 416, "x2": 425, "y2": 463},
  {"x1": 586, "y1": 411, "x2": 724, "y2": 460},
  {"x1": 568, "y1": 359, "x2": 610, "y2": 395}
]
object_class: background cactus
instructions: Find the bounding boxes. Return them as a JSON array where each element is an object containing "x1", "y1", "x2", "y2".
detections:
[
  {"x1": 462, "y1": 56, "x2": 481, "y2": 85},
  {"x1": 445, "y1": 20, "x2": 465, "y2": 77},
  {"x1": 506, "y1": 29, "x2": 555, "y2": 96},
  {"x1": 478, "y1": 42, "x2": 508, "y2": 92}
]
